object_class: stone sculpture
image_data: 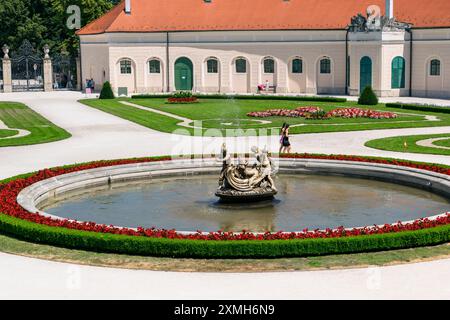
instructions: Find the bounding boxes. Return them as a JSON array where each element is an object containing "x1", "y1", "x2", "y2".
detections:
[{"x1": 216, "y1": 144, "x2": 278, "y2": 202}]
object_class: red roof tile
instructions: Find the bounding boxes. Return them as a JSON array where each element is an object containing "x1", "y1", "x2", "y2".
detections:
[{"x1": 77, "y1": 0, "x2": 450, "y2": 35}]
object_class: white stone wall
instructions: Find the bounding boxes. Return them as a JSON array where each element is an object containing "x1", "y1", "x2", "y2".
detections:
[
  {"x1": 411, "y1": 29, "x2": 450, "y2": 99},
  {"x1": 79, "y1": 28, "x2": 450, "y2": 98}
]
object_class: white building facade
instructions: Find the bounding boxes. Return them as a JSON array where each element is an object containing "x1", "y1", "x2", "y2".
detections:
[{"x1": 78, "y1": 0, "x2": 450, "y2": 98}]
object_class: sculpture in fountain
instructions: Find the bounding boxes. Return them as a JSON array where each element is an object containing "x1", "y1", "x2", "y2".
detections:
[{"x1": 215, "y1": 144, "x2": 278, "y2": 202}]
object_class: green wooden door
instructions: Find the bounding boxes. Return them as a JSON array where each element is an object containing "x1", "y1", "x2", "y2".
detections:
[
  {"x1": 360, "y1": 56, "x2": 372, "y2": 93},
  {"x1": 175, "y1": 57, "x2": 193, "y2": 90}
]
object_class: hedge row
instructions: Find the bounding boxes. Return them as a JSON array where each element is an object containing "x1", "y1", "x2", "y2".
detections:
[
  {"x1": 0, "y1": 213, "x2": 449, "y2": 258},
  {"x1": 131, "y1": 94, "x2": 347, "y2": 103},
  {"x1": 386, "y1": 103, "x2": 450, "y2": 114}
]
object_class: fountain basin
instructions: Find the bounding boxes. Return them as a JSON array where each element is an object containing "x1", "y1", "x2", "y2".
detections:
[{"x1": 17, "y1": 158, "x2": 450, "y2": 234}]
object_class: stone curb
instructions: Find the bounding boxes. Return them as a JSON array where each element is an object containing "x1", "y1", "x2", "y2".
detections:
[{"x1": 17, "y1": 158, "x2": 450, "y2": 235}]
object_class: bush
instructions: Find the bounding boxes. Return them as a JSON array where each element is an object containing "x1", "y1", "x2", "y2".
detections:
[
  {"x1": 132, "y1": 94, "x2": 347, "y2": 103},
  {"x1": 386, "y1": 103, "x2": 450, "y2": 114},
  {"x1": 0, "y1": 213, "x2": 449, "y2": 258},
  {"x1": 99, "y1": 81, "x2": 115, "y2": 99},
  {"x1": 172, "y1": 91, "x2": 193, "y2": 99},
  {"x1": 358, "y1": 86, "x2": 379, "y2": 105}
]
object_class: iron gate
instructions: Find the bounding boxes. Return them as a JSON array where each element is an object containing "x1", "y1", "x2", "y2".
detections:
[
  {"x1": 52, "y1": 53, "x2": 77, "y2": 90},
  {"x1": 11, "y1": 40, "x2": 44, "y2": 92}
]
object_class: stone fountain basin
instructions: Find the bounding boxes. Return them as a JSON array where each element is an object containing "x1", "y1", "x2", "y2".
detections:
[{"x1": 16, "y1": 158, "x2": 450, "y2": 234}]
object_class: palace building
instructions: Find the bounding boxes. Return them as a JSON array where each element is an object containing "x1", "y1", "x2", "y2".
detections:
[{"x1": 77, "y1": 0, "x2": 450, "y2": 98}]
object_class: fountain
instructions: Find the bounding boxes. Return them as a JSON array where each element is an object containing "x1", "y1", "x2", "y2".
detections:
[{"x1": 215, "y1": 144, "x2": 278, "y2": 202}]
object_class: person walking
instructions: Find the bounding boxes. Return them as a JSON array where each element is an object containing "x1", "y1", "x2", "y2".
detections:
[
  {"x1": 281, "y1": 123, "x2": 291, "y2": 154},
  {"x1": 279, "y1": 123, "x2": 287, "y2": 154}
]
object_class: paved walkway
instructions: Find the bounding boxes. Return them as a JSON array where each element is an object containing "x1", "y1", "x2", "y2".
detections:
[
  {"x1": 417, "y1": 137, "x2": 450, "y2": 150},
  {"x1": 0, "y1": 119, "x2": 30, "y2": 140},
  {"x1": 0, "y1": 91, "x2": 450, "y2": 299}
]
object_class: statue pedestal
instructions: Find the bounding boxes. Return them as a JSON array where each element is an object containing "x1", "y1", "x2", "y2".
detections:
[
  {"x1": 43, "y1": 58, "x2": 53, "y2": 92},
  {"x1": 2, "y1": 59, "x2": 12, "y2": 93},
  {"x1": 215, "y1": 187, "x2": 277, "y2": 203}
]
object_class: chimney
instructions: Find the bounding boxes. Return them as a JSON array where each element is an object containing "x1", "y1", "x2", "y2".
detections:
[
  {"x1": 386, "y1": 0, "x2": 394, "y2": 19},
  {"x1": 125, "y1": 0, "x2": 131, "y2": 14}
]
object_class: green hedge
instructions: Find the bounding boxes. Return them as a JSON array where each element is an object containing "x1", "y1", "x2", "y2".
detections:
[
  {"x1": 386, "y1": 103, "x2": 450, "y2": 114},
  {"x1": 99, "y1": 81, "x2": 115, "y2": 100},
  {"x1": 0, "y1": 213, "x2": 449, "y2": 258},
  {"x1": 358, "y1": 86, "x2": 379, "y2": 106},
  {"x1": 131, "y1": 94, "x2": 347, "y2": 103}
]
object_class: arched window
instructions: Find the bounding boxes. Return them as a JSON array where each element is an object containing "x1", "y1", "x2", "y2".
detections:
[
  {"x1": 292, "y1": 58, "x2": 303, "y2": 74},
  {"x1": 235, "y1": 58, "x2": 247, "y2": 73},
  {"x1": 207, "y1": 59, "x2": 218, "y2": 73},
  {"x1": 120, "y1": 59, "x2": 132, "y2": 74},
  {"x1": 149, "y1": 59, "x2": 161, "y2": 73},
  {"x1": 391, "y1": 56, "x2": 406, "y2": 89},
  {"x1": 430, "y1": 59, "x2": 441, "y2": 76},
  {"x1": 263, "y1": 58, "x2": 275, "y2": 73},
  {"x1": 320, "y1": 58, "x2": 331, "y2": 74}
]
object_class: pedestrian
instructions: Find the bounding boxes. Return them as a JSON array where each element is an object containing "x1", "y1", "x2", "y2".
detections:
[{"x1": 281, "y1": 123, "x2": 291, "y2": 154}]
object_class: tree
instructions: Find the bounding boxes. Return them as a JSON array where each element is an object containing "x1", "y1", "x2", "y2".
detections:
[
  {"x1": 0, "y1": 0, "x2": 115, "y2": 55},
  {"x1": 358, "y1": 86, "x2": 379, "y2": 105}
]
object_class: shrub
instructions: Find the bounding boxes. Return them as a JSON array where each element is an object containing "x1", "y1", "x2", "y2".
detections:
[
  {"x1": 358, "y1": 86, "x2": 379, "y2": 105},
  {"x1": 0, "y1": 214, "x2": 449, "y2": 258},
  {"x1": 132, "y1": 94, "x2": 347, "y2": 103},
  {"x1": 99, "y1": 81, "x2": 115, "y2": 99},
  {"x1": 167, "y1": 91, "x2": 198, "y2": 104},
  {"x1": 172, "y1": 91, "x2": 193, "y2": 99},
  {"x1": 386, "y1": 103, "x2": 450, "y2": 114}
]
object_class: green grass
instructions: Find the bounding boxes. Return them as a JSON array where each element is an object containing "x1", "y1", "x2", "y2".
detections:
[
  {"x1": 80, "y1": 98, "x2": 448, "y2": 136},
  {"x1": 0, "y1": 231, "x2": 448, "y2": 272},
  {"x1": 0, "y1": 102, "x2": 71, "y2": 147},
  {"x1": 0, "y1": 129, "x2": 18, "y2": 138},
  {"x1": 433, "y1": 138, "x2": 450, "y2": 148},
  {"x1": 365, "y1": 133, "x2": 450, "y2": 156}
]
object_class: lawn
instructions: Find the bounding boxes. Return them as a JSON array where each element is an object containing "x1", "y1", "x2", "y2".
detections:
[
  {"x1": 433, "y1": 138, "x2": 450, "y2": 148},
  {"x1": 0, "y1": 129, "x2": 18, "y2": 138},
  {"x1": 365, "y1": 133, "x2": 450, "y2": 156},
  {"x1": 0, "y1": 102, "x2": 71, "y2": 147},
  {"x1": 80, "y1": 97, "x2": 449, "y2": 136}
]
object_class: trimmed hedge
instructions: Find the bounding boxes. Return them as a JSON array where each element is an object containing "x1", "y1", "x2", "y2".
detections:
[
  {"x1": 0, "y1": 213, "x2": 449, "y2": 258},
  {"x1": 131, "y1": 94, "x2": 347, "y2": 103},
  {"x1": 358, "y1": 86, "x2": 379, "y2": 106},
  {"x1": 99, "y1": 81, "x2": 115, "y2": 100},
  {"x1": 386, "y1": 103, "x2": 450, "y2": 114}
]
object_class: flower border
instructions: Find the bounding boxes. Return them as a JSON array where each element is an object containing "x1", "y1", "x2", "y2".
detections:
[{"x1": 1, "y1": 154, "x2": 450, "y2": 241}]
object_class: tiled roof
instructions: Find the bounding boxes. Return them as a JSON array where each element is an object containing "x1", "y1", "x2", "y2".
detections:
[{"x1": 77, "y1": 0, "x2": 450, "y2": 35}]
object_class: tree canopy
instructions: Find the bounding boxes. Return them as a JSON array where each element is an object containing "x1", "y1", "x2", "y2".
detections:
[{"x1": 0, "y1": 0, "x2": 119, "y2": 56}]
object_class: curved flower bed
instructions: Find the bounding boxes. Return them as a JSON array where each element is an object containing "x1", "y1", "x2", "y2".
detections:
[
  {"x1": 247, "y1": 107, "x2": 397, "y2": 120},
  {"x1": 1, "y1": 154, "x2": 449, "y2": 242},
  {"x1": 247, "y1": 106, "x2": 323, "y2": 118},
  {"x1": 167, "y1": 97, "x2": 198, "y2": 104},
  {"x1": 329, "y1": 107, "x2": 397, "y2": 119}
]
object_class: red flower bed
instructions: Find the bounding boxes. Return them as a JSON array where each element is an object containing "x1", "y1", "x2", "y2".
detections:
[
  {"x1": 247, "y1": 107, "x2": 397, "y2": 120},
  {"x1": 328, "y1": 107, "x2": 397, "y2": 119},
  {"x1": 0, "y1": 155, "x2": 449, "y2": 241},
  {"x1": 247, "y1": 106, "x2": 323, "y2": 118},
  {"x1": 167, "y1": 97, "x2": 198, "y2": 104}
]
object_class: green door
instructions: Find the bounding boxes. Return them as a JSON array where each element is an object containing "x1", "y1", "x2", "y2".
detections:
[
  {"x1": 175, "y1": 57, "x2": 193, "y2": 90},
  {"x1": 360, "y1": 56, "x2": 372, "y2": 92}
]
